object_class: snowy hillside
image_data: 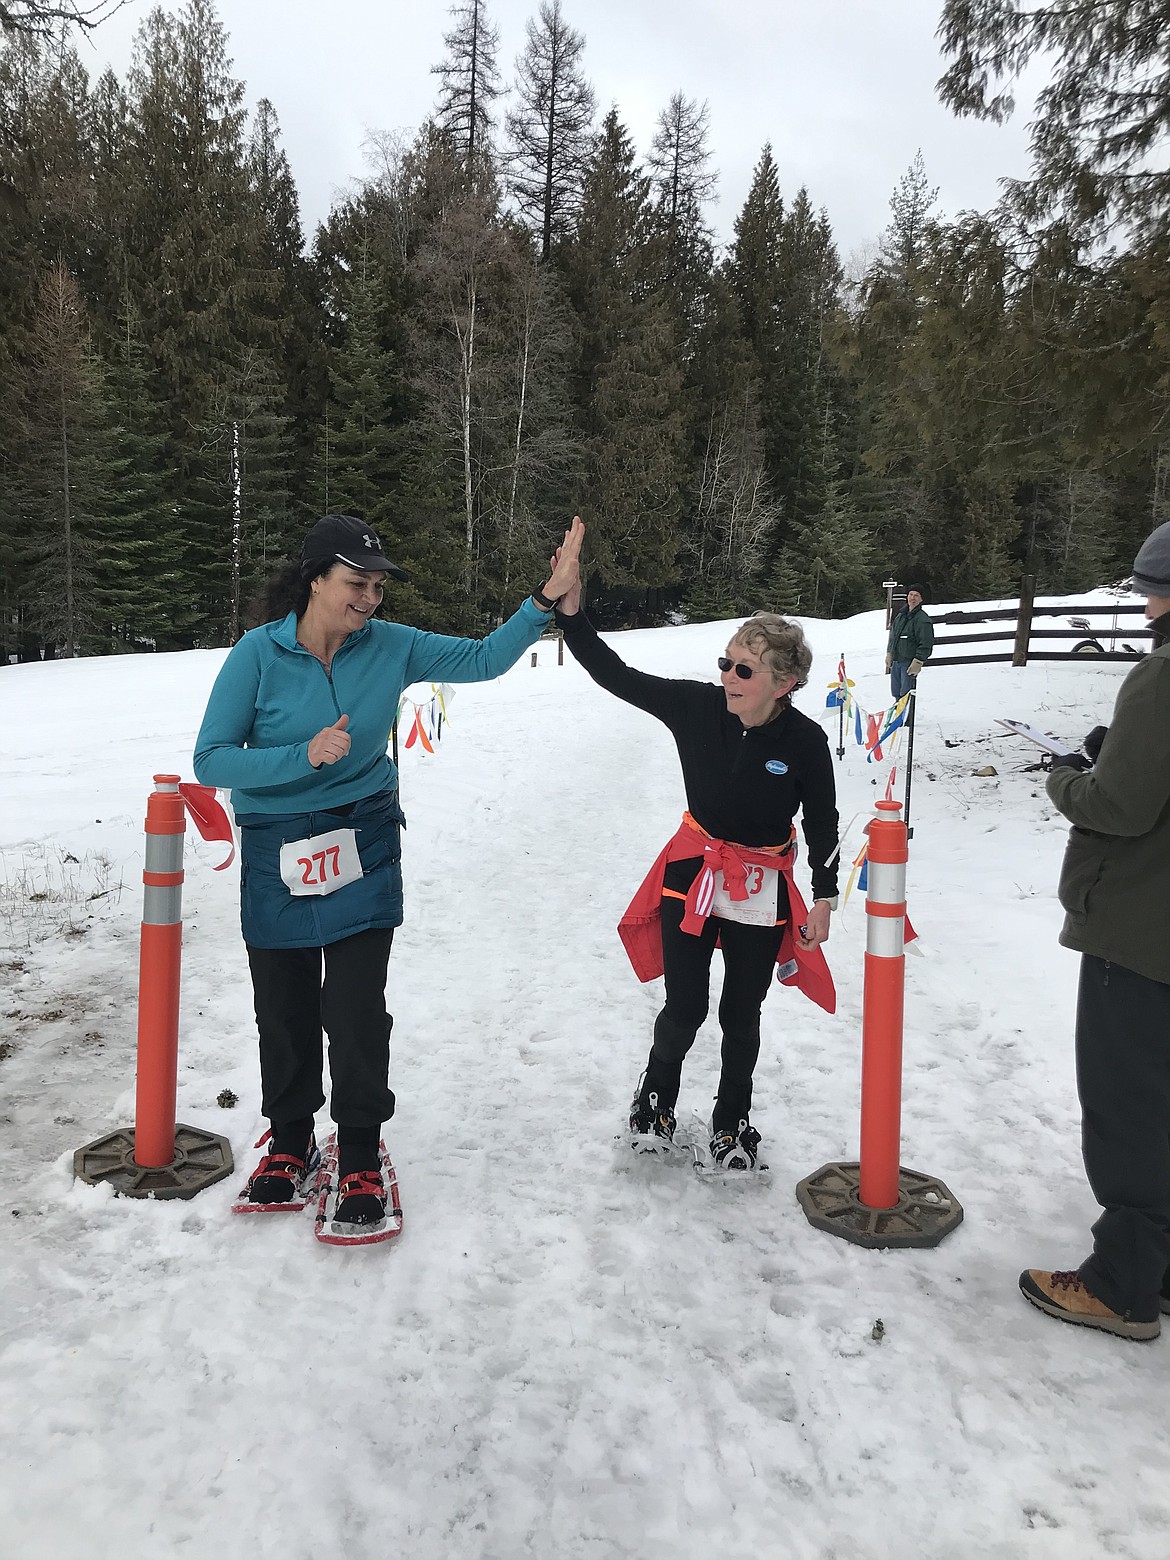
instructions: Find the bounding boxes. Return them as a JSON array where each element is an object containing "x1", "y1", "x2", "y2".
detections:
[{"x1": 1, "y1": 597, "x2": 1167, "y2": 1560}]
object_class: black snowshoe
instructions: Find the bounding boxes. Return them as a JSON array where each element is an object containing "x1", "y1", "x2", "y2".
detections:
[
  {"x1": 707, "y1": 1119, "x2": 763, "y2": 1172},
  {"x1": 629, "y1": 1089, "x2": 678, "y2": 1156}
]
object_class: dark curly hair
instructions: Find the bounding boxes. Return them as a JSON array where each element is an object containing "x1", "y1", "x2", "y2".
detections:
[{"x1": 247, "y1": 559, "x2": 334, "y2": 629}]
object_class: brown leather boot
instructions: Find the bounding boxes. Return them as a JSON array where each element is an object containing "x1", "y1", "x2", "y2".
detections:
[{"x1": 1019, "y1": 1269, "x2": 1160, "y2": 1341}]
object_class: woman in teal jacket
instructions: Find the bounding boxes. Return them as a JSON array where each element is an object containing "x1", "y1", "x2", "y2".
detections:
[{"x1": 195, "y1": 512, "x2": 583, "y2": 1229}]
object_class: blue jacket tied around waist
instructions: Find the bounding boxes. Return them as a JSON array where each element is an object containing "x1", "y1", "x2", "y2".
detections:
[{"x1": 194, "y1": 602, "x2": 548, "y2": 947}]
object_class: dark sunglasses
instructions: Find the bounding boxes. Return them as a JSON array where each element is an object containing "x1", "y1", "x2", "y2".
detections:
[{"x1": 718, "y1": 656, "x2": 756, "y2": 680}]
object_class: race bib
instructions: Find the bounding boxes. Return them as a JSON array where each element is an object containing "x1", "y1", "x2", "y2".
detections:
[
  {"x1": 279, "y1": 827, "x2": 363, "y2": 898},
  {"x1": 710, "y1": 864, "x2": 781, "y2": 927}
]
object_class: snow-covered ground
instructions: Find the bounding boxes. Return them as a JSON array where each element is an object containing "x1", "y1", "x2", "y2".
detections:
[{"x1": 2, "y1": 595, "x2": 1167, "y2": 1560}]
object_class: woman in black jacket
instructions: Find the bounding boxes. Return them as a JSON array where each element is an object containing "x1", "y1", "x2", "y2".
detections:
[{"x1": 556, "y1": 579, "x2": 838, "y2": 1170}]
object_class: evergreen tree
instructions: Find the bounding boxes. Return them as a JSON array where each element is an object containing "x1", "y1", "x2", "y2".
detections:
[
  {"x1": 0, "y1": 32, "x2": 94, "y2": 334},
  {"x1": 219, "y1": 344, "x2": 293, "y2": 638},
  {"x1": 564, "y1": 110, "x2": 687, "y2": 606},
  {"x1": 729, "y1": 145, "x2": 784, "y2": 364},
  {"x1": 487, "y1": 231, "x2": 579, "y2": 606},
  {"x1": 5, "y1": 0, "x2": 1165, "y2": 656},
  {"x1": 789, "y1": 476, "x2": 874, "y2": 619},
  {"x1": 838, "y1": 161, "x2": 945, "y2": 587},
  {"x1": 934, "y1": 5, "x2": 1169, "y2": 591},
  {"x1": 647, "y1": 91, "x2": 717, "y2": 357},
  {"x1": 770, "y1": 188, "x2": 845, "y2": 533},
  {"x1": 122, "y1": 0, "x2": 274, "y2": 644},
  {"x1": 87, "y1": 65, "x2": 133, "y2": 338},
  {"x1": 91, "y1": 301, "x2": 180, "y2": 649},
  {"x1": 321, "y1": 236, "x2": 406, "y2": 539},
  {"x1": 682, "y1": 274, "x2": 768, "y2": 617},
  {"x1": 247, "y1": 96, "x2": 322, "y2": 556},
  {"x1": 9, "y1": 262, "x2": 104, "y2": 655},
  {"x1": 311, "y1": 176, "x2": 474, "y2": 629},
  {"x1": 853, "y1": 216, "x2": 1021, "y2": 597},
  {"x1": 938, "y1": 0, "x2": 1170, "y2": 241},
  {"x1": 730, "y1": 156, "x2": 851, "y2": 601},
  {"x1": 878, "y1": 149, "x2": 938, "y2": 279},
  {"x1": 22, "y1": 35, "x2": 93, "y2": 269},
  {"x1": 0, "y1": 32, "x2": 46, "y2": 659}
]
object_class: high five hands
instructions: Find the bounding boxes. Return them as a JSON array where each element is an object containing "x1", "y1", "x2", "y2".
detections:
[
  {"x1": 542, "y1": 515, "x2": 585, "y2": 612},
  {"x1": 546, "y1": 514, "x2": 585, "y2": 615}
]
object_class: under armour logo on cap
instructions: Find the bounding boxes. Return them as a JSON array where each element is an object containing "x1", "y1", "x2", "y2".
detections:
[{"x1": 299, "y1": 515, "x2": 411, "y2": 582}]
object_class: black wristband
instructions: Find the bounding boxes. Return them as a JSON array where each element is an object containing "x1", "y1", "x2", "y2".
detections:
[{"x1": 532, "y1": 587, "x2": 557, "y2": 611}]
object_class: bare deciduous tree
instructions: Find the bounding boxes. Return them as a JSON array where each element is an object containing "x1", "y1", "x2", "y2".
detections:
[
  {"x1": 495, "y1": 248, "x2": 577, "y2": 596},
  {"x1": 648, "y1": 92, "x2": 717, "y2": 231},
  {"x1": 692, "y1": 388, "x2": 780, "y2": 613},
  {"x1": 0, "y1": 1, "x2": 126, "y2": 34},
  {"x1": 505, "y1": 0, "x2": 595, "y2": 260},
  {"x1": 431, "y1": 0, "x2": 501, "y2": 173},
  {"x1": 412, "y1": 193, "x2": 510, "y2": 589}
]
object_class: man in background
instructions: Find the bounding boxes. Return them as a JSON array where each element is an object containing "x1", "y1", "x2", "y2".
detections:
[
  {"x1": 885, "y1": 585, "x2": 934, "y2": 699},
  {"x1": 1020, "y1": 521, "x2": 1170, "y2": 1341}
]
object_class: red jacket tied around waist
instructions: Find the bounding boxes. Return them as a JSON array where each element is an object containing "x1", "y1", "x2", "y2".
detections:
[{"x1": 618, "y1": 813, "x2": 836, "y2": 1014}]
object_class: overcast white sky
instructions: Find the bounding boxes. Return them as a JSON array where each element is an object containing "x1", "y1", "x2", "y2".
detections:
[{"x1": 77, "y1": 0, "x2": 1039, "y2": 265}]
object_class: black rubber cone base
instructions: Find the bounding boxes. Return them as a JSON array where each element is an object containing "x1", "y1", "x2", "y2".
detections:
[
  {"x1": 796, "y1": 1161, "x2": 963, "y2": 1249},
  {"x1": 74, "y1": 1123, "x2": 234, "y2": 1201}
]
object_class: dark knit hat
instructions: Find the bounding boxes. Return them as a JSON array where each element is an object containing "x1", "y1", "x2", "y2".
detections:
[
  {"x1": 1131, "y1": 522, "x2": 1170, "y2": 596},
  {"x1": 301, "y1": 515, "x2": 410, "y2": 581}
]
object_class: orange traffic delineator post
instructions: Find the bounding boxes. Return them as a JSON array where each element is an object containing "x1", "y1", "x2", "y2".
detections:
[
  {"x1": 796, "y1": 798, "x2": 962, "y2": 1248},
  {"x1": 74, "y1": 775, "x2": 232, "y2": 1200}
]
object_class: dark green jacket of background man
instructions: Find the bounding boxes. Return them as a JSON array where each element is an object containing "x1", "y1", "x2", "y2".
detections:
[
  {"x1": 886, "y1": 604, "x2": 935, "y2": 666},
  {"x1": 1047, "y1": 623, "x2": 1170, "y2": 985}
]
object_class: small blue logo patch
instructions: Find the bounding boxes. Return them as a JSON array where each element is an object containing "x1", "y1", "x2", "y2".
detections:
[{"x1": 765, "y1": 759, "x2": 788, "y2": 775}]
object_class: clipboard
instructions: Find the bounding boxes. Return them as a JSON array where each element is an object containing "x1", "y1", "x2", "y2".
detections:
[{"x1": 995, "y1": 718, "x2": 1076, "y2": 757}]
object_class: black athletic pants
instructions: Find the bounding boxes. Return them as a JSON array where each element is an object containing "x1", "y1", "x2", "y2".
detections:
[
  {"x1": 640, "y1": 896, "x2": 784, "y2": 1135},
  {"x1": 1075, "y1": 954, "x2": 1170, "y2": 1321},
  {"x1": 246, "y1": 927, "x2": 395, "y2": 1132}
]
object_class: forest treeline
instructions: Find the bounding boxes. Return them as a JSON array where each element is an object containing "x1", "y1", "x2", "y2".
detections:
[{"x1": 0, "y1": 0, "x2": 1166, "y2": 659}]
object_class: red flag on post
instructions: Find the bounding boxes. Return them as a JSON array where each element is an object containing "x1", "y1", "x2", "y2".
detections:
[{"x1": 177, "y1": 784, "x2": 235, "y2": 870}]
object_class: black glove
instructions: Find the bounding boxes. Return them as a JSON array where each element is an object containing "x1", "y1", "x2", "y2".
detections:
[
  {"x1": 1050, "y1": 751, "x2": 1092, "y2": 772},
  {"x1": 1084, "y1": 725, "x2": 1108, "y2": 762}
]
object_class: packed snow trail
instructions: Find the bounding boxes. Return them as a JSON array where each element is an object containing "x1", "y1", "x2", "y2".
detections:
[{"x1": 2, "y1": 603, "x2": 1168, "y2": 1560}]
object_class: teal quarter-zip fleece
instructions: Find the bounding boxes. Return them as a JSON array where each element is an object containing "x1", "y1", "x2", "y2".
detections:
[{"x1": 194, "y1": 601, "x2": 548, "y2": 813}]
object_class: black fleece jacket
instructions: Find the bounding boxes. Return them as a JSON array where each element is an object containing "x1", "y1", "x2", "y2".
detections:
[{"x1": 558, "y1": 611, "x2": 839, "y2": 899}]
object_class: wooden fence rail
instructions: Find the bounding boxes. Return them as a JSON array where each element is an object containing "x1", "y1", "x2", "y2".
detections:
[{"x1": 928, "y1": 577, "x2": 1152, "y2": 668}]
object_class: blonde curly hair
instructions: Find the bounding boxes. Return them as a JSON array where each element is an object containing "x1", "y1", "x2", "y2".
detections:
[{"x1": 731, "y1": 612, "x2": 812, "y2": 690}]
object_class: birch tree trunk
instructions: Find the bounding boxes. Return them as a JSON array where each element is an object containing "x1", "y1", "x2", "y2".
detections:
[{"x1": 59, "y1": 365, "x2": 74, "y2": 657}]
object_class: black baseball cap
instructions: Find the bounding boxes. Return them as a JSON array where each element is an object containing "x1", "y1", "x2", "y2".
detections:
[{"x1": 300, "y1": 515, "x2": 410, "y2": 582}]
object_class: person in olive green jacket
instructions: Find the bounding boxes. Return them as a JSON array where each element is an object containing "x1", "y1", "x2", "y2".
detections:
[
  {"x1": 1020, "y1": 521, "x2": 1170, "y2": 1342},
  {"x1": 885, "y1": 586, "x2": 935, "y2": 700}
]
